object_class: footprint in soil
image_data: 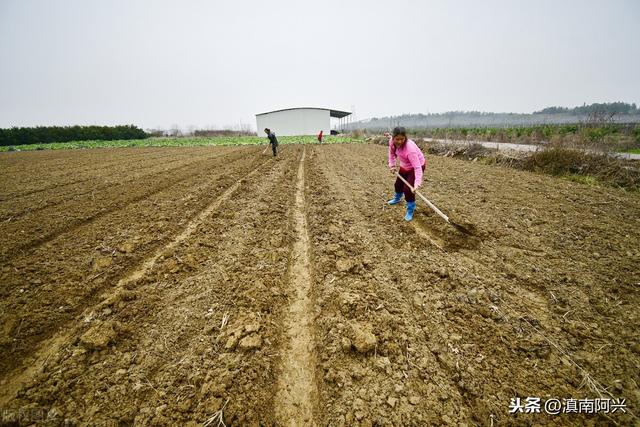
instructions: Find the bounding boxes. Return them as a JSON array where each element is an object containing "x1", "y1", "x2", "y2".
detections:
[{"x1": 413, "y1": 213, "x2": 483, "y2": 251}]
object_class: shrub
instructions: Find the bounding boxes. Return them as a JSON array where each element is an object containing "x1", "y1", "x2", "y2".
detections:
[{"x1": 0, "y1": 125, "x2": 148, "y2": 146}]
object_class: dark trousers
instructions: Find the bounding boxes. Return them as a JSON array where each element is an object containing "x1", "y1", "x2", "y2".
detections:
[
  {"x1": 394, "y1": 164, "x2": 425, "y2": 202},
  {"x1": 271, "y1": 143, "x2": 278, "y2": 156}
]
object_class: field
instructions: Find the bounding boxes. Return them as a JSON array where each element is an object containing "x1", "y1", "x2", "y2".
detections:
[
  {"x1": 1, "y1": 144, "x2": 639, "y2": 425},
  {"x1": 0, "y1": 135, "x2": 363, "y2": 152}
]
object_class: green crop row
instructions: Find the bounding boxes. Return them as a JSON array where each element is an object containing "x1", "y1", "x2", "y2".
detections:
[{"x1": 0, "y1": 135, "x2": 365, "y2": 152}]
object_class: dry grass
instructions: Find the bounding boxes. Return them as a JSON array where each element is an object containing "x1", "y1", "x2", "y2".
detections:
[
  {"x1": 419, "y1": 141, "x2": 640, "y2": 191},
  {"x1": 203, "y1": 398, "x2": 230, "y2": 426},
  {"x1": 522, "y1": 145, "x2": 640, "y2": 190}
]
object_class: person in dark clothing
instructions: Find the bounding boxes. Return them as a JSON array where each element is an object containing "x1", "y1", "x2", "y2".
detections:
[{"x1": 264, "y1": 128, "x2": 278, "y2": 157}]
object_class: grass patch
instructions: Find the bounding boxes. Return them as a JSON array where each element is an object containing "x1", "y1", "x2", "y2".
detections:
[
  {"x1": 0, "y1": 135, "x2": 365, "y2": 152},
  {"x1": 564, "y1": 174, "x2": 599, "y2": 186},
  {"x1": 622, "y1": 148, "x2": 640, "y2": 154}
]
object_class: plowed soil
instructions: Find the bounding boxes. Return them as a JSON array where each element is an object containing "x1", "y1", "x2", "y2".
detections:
[{"x1": 1, "y1": 144, "x2": 638, "y2": 426}]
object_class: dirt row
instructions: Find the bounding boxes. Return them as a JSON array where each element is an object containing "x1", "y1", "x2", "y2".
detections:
[
  {"x1": 0, "y1": 147, "x2": 187, "y2": 199},
  {"x1": 1, "y1": 143, "x2": 638, "y2": 426},
  {"x1": 0, "y1": 148, "x2": 219, "y2": 219},
  {"x1": 0, "y1": 146, "x2": 249, "y2": 256},
  {"x1": 304, "y1": 144, "x2": 639, "y2": 425},
  {"x1": 0, "y1": 145, "x2": 270, "y2": 377},
  {"x1": 2, "y1": 146, "x2": 302, "y2": 425}
]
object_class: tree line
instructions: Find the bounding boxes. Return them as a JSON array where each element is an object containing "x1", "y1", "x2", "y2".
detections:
[
  {"x1": 534, "y1": 102, "x2": 638, "y2": 115},
  {"x1": 0, "y1": 125, "x2": 148, "y2": 147},
  {"x1": 358, "y1": 102, "x2": 640, "y2": 130}
]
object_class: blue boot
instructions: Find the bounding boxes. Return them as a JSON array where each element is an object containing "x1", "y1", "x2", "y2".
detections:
[
  {"x1": 387, "y1": 192, "x2": 403, "y2": 205},
  {"x1": 404, "y1": 201, "x2": 416, "y2": 221}
]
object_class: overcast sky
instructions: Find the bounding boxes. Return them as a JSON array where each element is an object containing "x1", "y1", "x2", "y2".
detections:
[{"x1": 1, "y1": 0, "x2": 639, "y2": 130}]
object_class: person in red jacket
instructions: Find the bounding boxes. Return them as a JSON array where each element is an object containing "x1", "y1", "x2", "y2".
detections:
[{"x1": 317, "y1": 130, "x2": 323, "y2": 143}]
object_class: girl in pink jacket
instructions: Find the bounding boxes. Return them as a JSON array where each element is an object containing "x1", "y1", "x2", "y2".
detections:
[{"x1": 387, "y1": 127, "x2": 425, "y2": 221}]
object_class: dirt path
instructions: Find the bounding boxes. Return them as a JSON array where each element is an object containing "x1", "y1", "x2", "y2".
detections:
[
  {"x1": 424, "y1": 137, "x2": 640, "y2": 160},
  {"x1": 1, "y1": 144, "x2": 638, "y2": 425},
  {"x1": 275, "y1": 148, "x2": 319, "y2": 425}
]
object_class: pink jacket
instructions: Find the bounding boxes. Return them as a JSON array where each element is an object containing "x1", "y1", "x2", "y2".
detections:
[{"x1": 388, "y1": 138, "x2": 426, "y2": 186}]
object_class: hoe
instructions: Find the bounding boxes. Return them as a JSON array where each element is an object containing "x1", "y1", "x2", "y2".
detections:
[{"x1": 395, "y1": 173, "x2": 473, "y2": 235}]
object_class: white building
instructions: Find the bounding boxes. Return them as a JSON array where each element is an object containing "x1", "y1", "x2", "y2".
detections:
[{"x1": 255, "y1": 107, "x2": 352, "y2": 136}]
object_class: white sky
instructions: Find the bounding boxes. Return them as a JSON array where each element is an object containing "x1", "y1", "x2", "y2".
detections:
[{"x1": 1, "y1": 0, "x2": 639, "y2": 130}]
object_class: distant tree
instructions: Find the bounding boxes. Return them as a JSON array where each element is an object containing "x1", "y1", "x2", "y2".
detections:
[
  {"x1": 534, "y1": 106, "x2": 569, "y2": 114},
  {"x1": 168, "y1": 124, "x2": 182, "y2": 137}
]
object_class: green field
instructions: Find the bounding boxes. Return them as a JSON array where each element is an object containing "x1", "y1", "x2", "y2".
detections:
[{"x1": 0, "y1": 135, "x2": 365, "y2": 152}]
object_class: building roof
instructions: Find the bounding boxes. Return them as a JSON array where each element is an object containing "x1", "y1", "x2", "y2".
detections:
[{"x1": 256, "y1": 107, "x2": 351, "y2": 118}]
